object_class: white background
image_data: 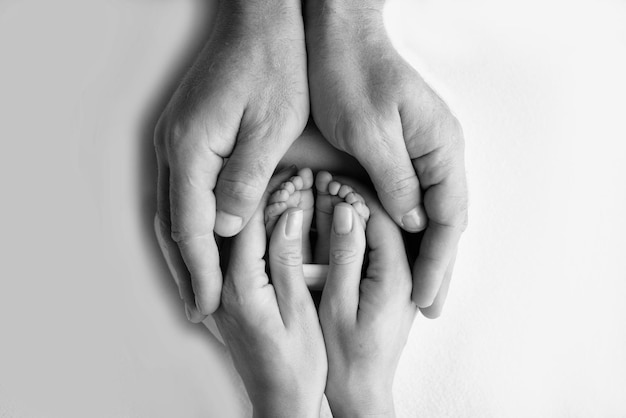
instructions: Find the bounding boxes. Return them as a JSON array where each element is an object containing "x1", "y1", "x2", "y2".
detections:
[{"x1": 1, "y1": 0, "x2": 625, "y2": 416}]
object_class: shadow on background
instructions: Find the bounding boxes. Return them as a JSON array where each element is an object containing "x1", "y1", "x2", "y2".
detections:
[{"x1": 136, "y1": 0, "x2": 221, "y2": 342}]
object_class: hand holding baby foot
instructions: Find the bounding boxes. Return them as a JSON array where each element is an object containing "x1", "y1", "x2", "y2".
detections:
[
  {"x1": 154, "y1": 0, "x2": 309, "y2": 317},
  {"x1": 305, "y1": 0, "x2": 468, "y2": 315},
  {"x1": 320, "y1": 201, "x2": 417, "y2": 417},
  {"x1": 214, "y1": 204, "x2": 326, "y2": 418}
]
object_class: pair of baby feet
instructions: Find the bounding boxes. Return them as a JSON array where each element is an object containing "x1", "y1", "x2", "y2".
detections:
[{"x1": 264, "y1": 169, "x2": 371, "y2": 265}]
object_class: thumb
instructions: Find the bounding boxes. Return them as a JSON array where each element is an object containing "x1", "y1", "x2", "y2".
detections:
[
  {"x1": 357, "y1": 132, "x2": 427, "y2": 233},
  {"x1": 268, "y1": 208, "x2": 314, "y2": 326},
  {"x1": 321, "y1": 203, "x2": 366, "y2": 319},
  {"x1": 214, "y1": 138, "x2": 284, "y2": 237}
]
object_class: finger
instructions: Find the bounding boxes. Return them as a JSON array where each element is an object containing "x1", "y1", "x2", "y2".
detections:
[
  {"x1": 321, "y1": 203, "x2": 366, "y2": 320},
  {"x1": 413, "y1": 166, "x2": 467, "y2": 308},
  {"x1": 420, "y1": 249, "x2": 457, "y2": 319},
  {"x1": 360, "y1": 203, "x2": 412, "y2": 309},
  {"x1": 218, "y1": 204, "x2": 284, "y2": 332},
  {"x1": 411, "y1": 147, "x2": 467, "y2": 308},
  {"x1": 169, "y1": 139, "x2": 224, "y2": 315},
  {"x1": 154, "y1": 215, "x2": 207, "y2": 323},
  {"x1": 227, "y1": 202, "x2": 270, "y2": 290},
  {"x1": 354, "y1": 122, "x2": 427, "y2": 233},
  {"x1": 269, "y1": 208, "x2": 316, "y2": 326},
  {"x1": 155, "y1": 146, "x2": 207, "y2": 322},
  {"x1": 214, "y1": 131, "x2": 293, "y2": 238},
  {"x1": 401, "y1": 101, "x2": 467, "y2": 308},
  {"x1": 220, "y1": 166, "x2": 297, "y2": 311}
]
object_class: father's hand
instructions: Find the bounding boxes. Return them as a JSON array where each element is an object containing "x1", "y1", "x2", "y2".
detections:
[
  {"x1": 155, "y1": 1, "x2": 308, "y2": 317},
  {"x1": 305, "y1": 0, "x2": 468, "y2": 316}
]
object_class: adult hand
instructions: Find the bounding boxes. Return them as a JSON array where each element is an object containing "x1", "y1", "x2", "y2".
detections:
[
  {"x1": 214, "y1": 201, "x2": 327, "y2": 418},
  {"x1": 320, "y1": 201, "x2": 417, "y2": 417},
  {"x1": 305, "y1": 0, "x2": 468, "y2": 316},
  {"x1": 155, "y1": 0, "x2": 309, "y2": 317}
]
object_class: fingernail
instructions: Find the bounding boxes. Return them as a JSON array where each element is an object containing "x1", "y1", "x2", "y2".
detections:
[
  {"x1": 184, "y1": 304, "x2": 192, "y2": 321},
  {"x1": 216, "y1": 211, "x2": 243, "y2": 235},
  {"x1": 285, "y1": 210, "x2": 303, "y2": 239},
  {"x1": 333, "y1": 204, "x2": 353, "y2": 235},
  {"x1": 402, "y1": 207, "x2": 426, "y2": 232}
]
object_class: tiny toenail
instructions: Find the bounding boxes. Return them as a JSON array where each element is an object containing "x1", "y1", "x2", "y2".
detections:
[
  {"x1": 285, "y1": 210, "x2": 303, "y2": 239},
  {"x1": 333, "y1": 204, "x2": 353, "y2": 235},
  {"x1": 402, "y1": 208, "x2": 425, "y2": 232}
]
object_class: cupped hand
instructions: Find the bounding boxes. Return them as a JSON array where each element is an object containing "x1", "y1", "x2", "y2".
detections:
[
  {"x1": 306, "y1": 2, "x2": 468, "y2": 315},
  {"x1": 155, "y1": 1, "x2": 309, "y2": 317},
  {"x1": 319, "y1": 200, "x2": 417, "y2": 417},
  {"x1": 213, "y1": 194, "x2": 326, "y2": 418}
]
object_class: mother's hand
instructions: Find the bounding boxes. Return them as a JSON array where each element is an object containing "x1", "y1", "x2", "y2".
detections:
[
  {"x1": 213, "y1": 202, "x2": 326, "y2": 418},
  {"x1": 320, "y1": 202, "x2": 417, "y2": 418}
]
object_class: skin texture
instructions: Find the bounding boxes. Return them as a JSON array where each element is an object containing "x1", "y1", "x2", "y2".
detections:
[
  {"x1": 213, "y1": 170, "x2": 327, "y2": 418},
  {"x1": 155, "y1": 0, "x2": 467, "y2": 319},
  {"x1": 319, "y1": 183, "x2": 417, "y2": 418},
  {"x1": 212, "y1": 172, "x2": 417, "y2": 417},
  {"x1": 154, "y1": 0, "x2": 308, "y2": 316},
  {"x1": 305, "y1": 0, "x2": 468, "y2": 314}
]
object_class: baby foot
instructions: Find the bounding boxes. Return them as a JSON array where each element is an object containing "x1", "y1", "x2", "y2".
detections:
[
  {"x1": 265, "y1": 168, "x2": 315, "y2": 263},
  {"x1": 315, "y1": 171, "x2": 370, "y2": 264}
]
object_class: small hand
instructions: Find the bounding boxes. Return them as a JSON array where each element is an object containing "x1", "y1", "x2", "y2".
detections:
[
  {"x1": 306, "y1": 1, "x2": 468, "y2": 315},
  {"x1": 214, "y1": 202, "x2": 327, "y2": 418},
  {"x1": 319, "y1": 201, "x2": 417, "y2": 417},
  {"x1": 155, "y1": 1, "x2": 309, "y2": 317}
]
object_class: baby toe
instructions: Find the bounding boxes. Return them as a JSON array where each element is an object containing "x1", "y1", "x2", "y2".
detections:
[{"x1": 328, "y1": 181, "x2": 341, "y2": 195}]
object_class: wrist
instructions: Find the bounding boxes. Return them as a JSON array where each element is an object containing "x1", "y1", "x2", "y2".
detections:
[
  {"x1": 304, "y1": 0, "x2": 387, "y2": 50},
  {"x1": 253, "y1": 402, "x2": 321, "y2": 418},
  {"x1": 326, "y1": 384, "x2": 395, "y2": 418},
  {"x1": 305, "y1": 0, "x2": 386, "y2": 29},
  {"x1": 251, "y1": 391, "x2": 322, "y2": 418},
  {"x1": 216, "y1": 0, "x2": 304, "y2": 38}
]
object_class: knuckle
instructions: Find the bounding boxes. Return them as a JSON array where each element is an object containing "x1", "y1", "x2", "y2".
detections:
[
  {"x1": 167, "y1": 122, "x2": 193, "y2": 161},
  {"x1": 429, "y1": 193, "x2": 469, "y2": 228},
  {"x1": 333, "y1": 111, "x2": 374, "y2": 155},
  {"x1": 380, "y1": 173, "x2": 419, "y2": 201},
  {"x1": 436, "y1": 111, "x2": 465, "y2": 151},
  {"x1": 217, "y1": 175, "x2": 263, "y2": 204},
  {"x1": 274, "y1": 248, "x2": 303, "y2": 266},
  {"x1": 417, "y1": 147, "x2": 456, "y2": 185},
  {"x1": 330, "y1": 248, "x2": 360, "y2": 265}
]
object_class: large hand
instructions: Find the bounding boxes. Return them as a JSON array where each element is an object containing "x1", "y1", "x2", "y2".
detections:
[
  {"x1": 305, "y1": 1, "x2": 468, "y2": 316},
  {"x1": 214, "y1": 201, "x2": 327, "y2": 418},
  {"x1": 155, "y1": 1, "x2": 309, "y2": 317},
  {"x1": 320, "y1": 200, "x2": 417, "y2": 417}
]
